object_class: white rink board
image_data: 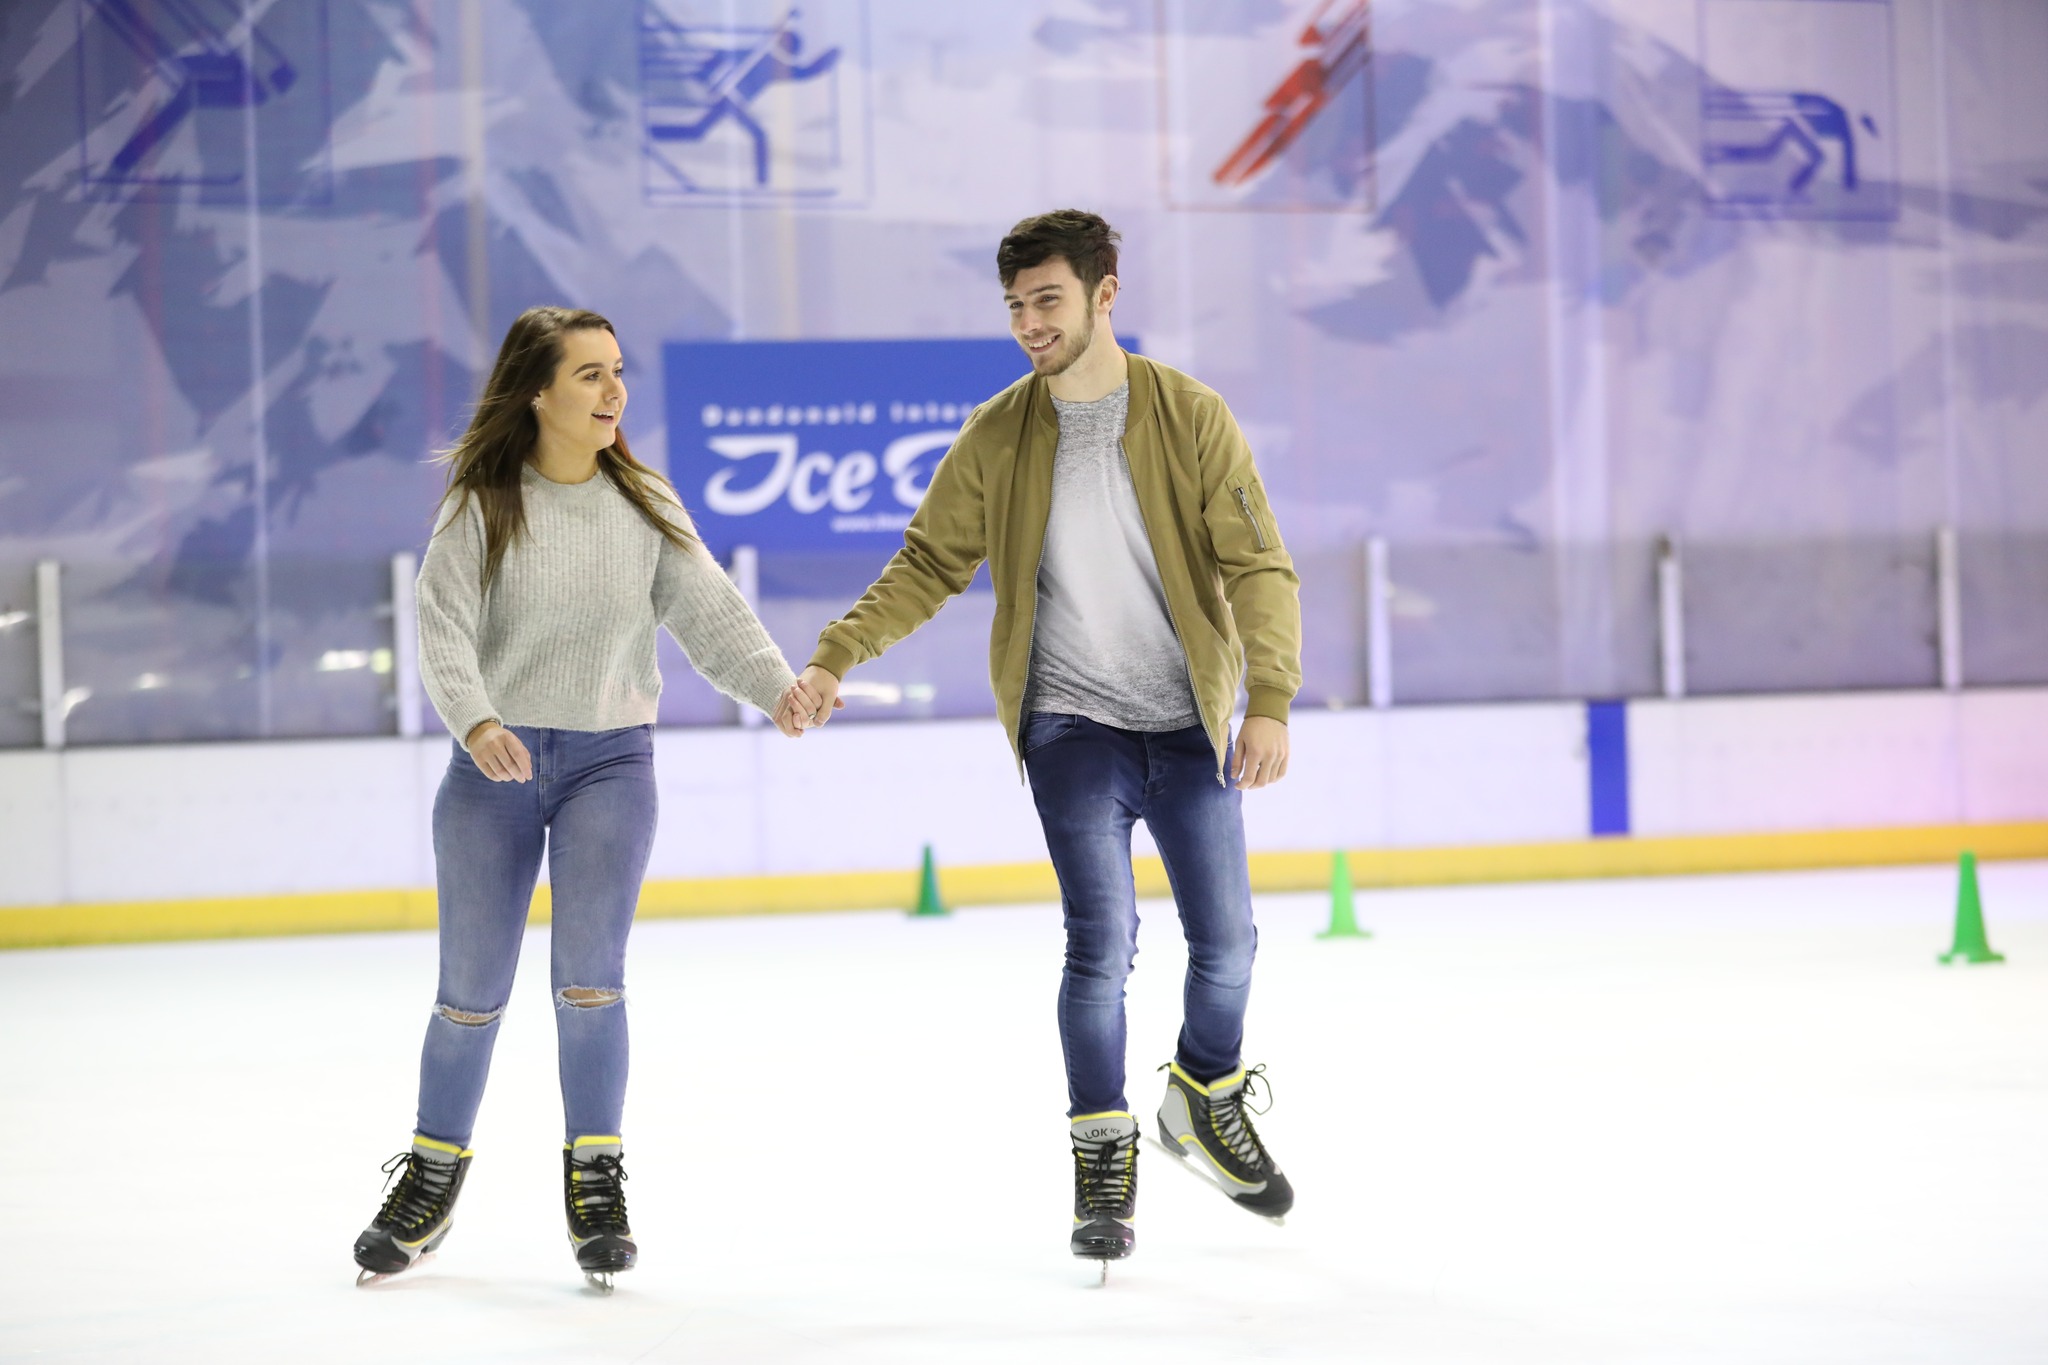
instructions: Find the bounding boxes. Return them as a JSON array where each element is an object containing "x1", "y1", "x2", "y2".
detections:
[
  {"x1": 1628, "y1": 690, "x2": 2048, "y2": 836},
  {"x1": 1, "y1": 690, "x2": 2046, "y2": 908}
]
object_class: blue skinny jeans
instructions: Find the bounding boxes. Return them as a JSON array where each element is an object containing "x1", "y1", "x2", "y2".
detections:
[
  {"x1": 1021, "y1": 712, "x2": 1258, "y2": 1118},
  {"x1": 413, "y1": 725, "x2": 657, "y2": 1148}
]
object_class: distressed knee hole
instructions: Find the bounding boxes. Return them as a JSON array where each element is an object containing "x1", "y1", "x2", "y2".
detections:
[
  {"x1": 435, "y1": 1003, "x2": 502, "y2": 1027},
  {"x1": 556, "y1": 987, "x2": 623, "y2": 1009}
]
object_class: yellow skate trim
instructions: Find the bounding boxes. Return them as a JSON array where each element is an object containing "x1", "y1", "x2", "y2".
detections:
[
  {"x1": 411, "y1": 1135, "x2": 472, "y2": 1159},
  {"x1": 566, "y1": 1134, "x2": 623, "y2": 1151},
  {"x1": 1070, "y1": 1110, "x2": 1137, "y2": 1123},
  {"x1": 1165, "y1": 1061, "x2": 1246, "y2": 1096},
  {"x1": 395, "y1": 1219, "x2": 449, "y2": 1249},
  {"x1": 1162, "y1": 1065, "x2": 1264, "y2": 1189}
]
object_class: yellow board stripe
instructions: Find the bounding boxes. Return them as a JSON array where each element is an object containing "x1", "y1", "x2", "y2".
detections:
[{"x1": 3, "y1": 821, "x2": 2044, "y2": 950}]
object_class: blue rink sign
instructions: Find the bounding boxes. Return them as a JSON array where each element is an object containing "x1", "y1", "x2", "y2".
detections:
[{"x1": 664, "y1": 339, "x2": 1029, "y2": 555}]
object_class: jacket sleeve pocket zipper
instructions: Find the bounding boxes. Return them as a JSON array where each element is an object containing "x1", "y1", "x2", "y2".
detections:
[{"x1": 1234, "y1": 486, "x2": 1269, "y2": 551}]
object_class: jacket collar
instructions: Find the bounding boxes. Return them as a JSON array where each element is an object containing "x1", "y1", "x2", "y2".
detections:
[{"x1": 1026, "y1": 347, "x2": 1156, "y2": 439}]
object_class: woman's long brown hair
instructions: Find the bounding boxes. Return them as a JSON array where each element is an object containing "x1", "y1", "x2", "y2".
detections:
[{"x1": 434, "y1": 306, "x2": 695, "y2": 588}]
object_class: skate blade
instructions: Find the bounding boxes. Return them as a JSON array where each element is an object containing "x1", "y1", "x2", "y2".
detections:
[
  {"x1": 355, "y1": 1251, "x2": 435, "y2": 1288},
  {"x1": 584, "y1": 1271, "x2": 616, "y2": 1295},
  {"x1": 1067, "y1": 1256, "x2": 1116, "y2": 1287},
  {"x1": 1148, "y1": 1135, "x2": 1287, "y2": 1224}
]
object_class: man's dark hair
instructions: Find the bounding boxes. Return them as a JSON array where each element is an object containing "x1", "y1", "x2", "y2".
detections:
[{"x1": 997, "y1": 209, "x2": 1121, "y2": 297}]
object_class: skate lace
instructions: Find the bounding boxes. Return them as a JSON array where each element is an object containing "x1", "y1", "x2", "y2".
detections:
[
  {"x1": 1073, "y1": 1135, "x2": 1137, "y2": 1216},
  {"x1": 376, "y1": 1151, "x2": 458, "y2": 1232},
  {"x1": 569, "y1": 1154, "x2": 631, "y2": 1234},
  {"x1": 1208, "y1": 1064, "x2": 1275, "y2": 1170}
]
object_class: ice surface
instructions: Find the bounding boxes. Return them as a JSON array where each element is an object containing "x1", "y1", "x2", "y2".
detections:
[{"x1": 2, "y1": 863, "x2": 2046, "y2": 1363}]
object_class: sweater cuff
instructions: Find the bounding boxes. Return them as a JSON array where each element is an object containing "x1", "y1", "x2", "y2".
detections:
[
  {"x1": 747, "y1": 665, "x2": 799, "y2": 722},
  {"x1": 808, "y1": 639, "x2": 857, "y2": 679},
  {"x1": 442, "y1": 699, "x2": 500, "y2": 751},
  {"x1": 1245, "y1": 686, "x2": 1292, "y2": 725}
]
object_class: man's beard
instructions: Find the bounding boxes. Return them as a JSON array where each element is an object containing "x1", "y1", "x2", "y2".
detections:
[{"x1": 1034, "y1": 310, "x2": 1096, "y2": 376}]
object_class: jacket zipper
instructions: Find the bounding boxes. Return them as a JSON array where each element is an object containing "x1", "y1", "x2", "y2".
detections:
[
  {"x1": 1234, "y1": 486, "x2": 1269, "y2": 551},
  {"x1": 1012, "y1": 415, "x2": 1057, "y2": 779},
  {"x1": 1013, "y1": 528, "x2": 1051, "y2": 780},
  {"x1": 1128, "y1": 440, "x2": 1226, "y2": 786}
]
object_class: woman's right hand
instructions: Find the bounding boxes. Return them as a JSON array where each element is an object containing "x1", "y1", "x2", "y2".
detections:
[{"x1": 466, "y1": 721, "x2": 533, "y2": 782}]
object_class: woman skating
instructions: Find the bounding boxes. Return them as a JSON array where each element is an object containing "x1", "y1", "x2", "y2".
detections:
[{"x1": 351, "y1": 306, "x2": 818, "y2": 1289}]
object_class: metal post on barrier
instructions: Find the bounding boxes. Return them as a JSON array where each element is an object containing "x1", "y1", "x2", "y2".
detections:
[
  {"x1": 34, "y1": 559, "x2": 64, "y2": 750},
  {"x1": 1365, "y1": 536, "x2": 1392, "y2": 710},
  {"x1": 390, "y1": 551, "x2": 422, "y2": 738},
  {"x1": 729, "y1": 544, "x2": 764, "y2": 728},
  {"x1": 1656, "y1": 536, "x2": 1685, "y2": 700},
  {"x1": 1936, "y1": 525, "x2": 1963, "y2": 692}
]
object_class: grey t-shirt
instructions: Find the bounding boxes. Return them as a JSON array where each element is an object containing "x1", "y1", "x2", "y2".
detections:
[{"x1": 1026, "y1": 382, "x2": 1201, "y2": 732}]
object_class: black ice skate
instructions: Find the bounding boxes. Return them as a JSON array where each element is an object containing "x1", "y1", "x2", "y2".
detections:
[
  {"x1": 1154, "y1": 1062, "x2": 1293, "y2": 1222},
  {"x1": 353, "y1": 1136, "x2": 472, "y2": 1285},
  {"x1": 1070, "y1": 1111, "x2": 1139, "y2": 1284},
  {"x1": 565, "y1": 1137, "x2": 636, "y2": 1293}
]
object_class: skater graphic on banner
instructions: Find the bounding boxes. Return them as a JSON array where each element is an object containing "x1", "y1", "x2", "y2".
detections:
[
  {"x1": 73, "y1": 0, "x2": 334, "y2": 204},
  {"x1": 638, "y1": 2, "x2": 870, "y2": 203},
  {"x1": 1697, "y1": 0, "x2": 1899, "y2": 221}
]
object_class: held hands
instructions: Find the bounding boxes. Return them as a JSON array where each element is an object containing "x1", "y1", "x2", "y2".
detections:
[
  {"x1": 466, "y1": 679, "x2": 835, "y2": 763},
  {"x1": 466, "y1": 721, "x2": 533, "y2": 782},
  {"x1": 1231, "y1": 715, "x2": 1289, "y2": 790},
  {"x1": 772, "y1": 665, "x2": 844, "y2": 737}
]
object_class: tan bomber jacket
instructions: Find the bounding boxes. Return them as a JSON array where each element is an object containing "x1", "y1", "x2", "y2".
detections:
[{"x1": 808, "y1": 351, "x2": 1302, "y2": 777}]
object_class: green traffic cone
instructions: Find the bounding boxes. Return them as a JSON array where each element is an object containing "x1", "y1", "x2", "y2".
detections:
[
  {"x1": 1939, "y1": 851, "x2": 2004, "y2": 965},
  {"x1": 911, "y1": 844, "x2": 949, "y2": 918},
  {"x1": 1317, "y1": 850, "x2": 1369, "y2": 939}
]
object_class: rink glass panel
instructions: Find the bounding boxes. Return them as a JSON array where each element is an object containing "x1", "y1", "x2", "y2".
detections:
[
  {"x1": 0, "y1": 564, "x2": 38, "y2": 748},
  {"x1": 1382, "y1": 541, "x2": 1662, "y2": 705},
  {"x1": 1681, "y1": 536, "x2": 1942, "y2": 696},
  {"x1": 1289, "y1": 545, "x2": 1367, "y2": 711},
  {"x1": 15, "y1": 531, "x2": 2048, "y2": 748},
  {"x1": 1959, "y1": 531, "x2": 2048, "y2": 687},
  {"x1": 55, "y1": 559, "x2": 400, "y2": 745}
]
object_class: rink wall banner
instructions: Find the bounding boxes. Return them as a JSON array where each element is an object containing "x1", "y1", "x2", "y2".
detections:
[
  {"x1": 662, "y1": 339, "x2": 1030, "y2": 557},
  {"x1": 2, "y1": 1, "x2": 2048, "y2": 746}
]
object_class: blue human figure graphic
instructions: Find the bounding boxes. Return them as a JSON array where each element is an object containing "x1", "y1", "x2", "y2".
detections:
[
  {"x1": 1788, "y1": 94, "x2": 1858, "y2": 191},
  {"x1": 1704, "y1": 90, "x2": 1872, "y2": 198},
  {"x1": 647, "y1": 27, "x2": 842, "y2": 187},
  {"x1": 90, "y1": 0, "x2": 298, "y2": 181}
]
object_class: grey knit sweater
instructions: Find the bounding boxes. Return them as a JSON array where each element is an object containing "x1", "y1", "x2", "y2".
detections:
[{"x1": 417, "y1": 463, "x2": 795, "y2": 746}]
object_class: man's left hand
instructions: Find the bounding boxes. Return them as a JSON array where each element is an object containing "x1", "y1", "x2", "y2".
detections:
[{"x1": 1231, "y1": 715, "x2": 1289, "y2": 790}]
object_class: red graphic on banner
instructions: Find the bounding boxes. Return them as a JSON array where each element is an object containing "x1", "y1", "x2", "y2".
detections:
[{"x1": 1213, "y1": 0, "x2": 1373, "y2": 188}]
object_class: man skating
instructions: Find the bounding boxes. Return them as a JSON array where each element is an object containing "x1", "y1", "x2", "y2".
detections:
[{"x1": 781, "y1": 210, "x2": 1302, "y2": 1267}]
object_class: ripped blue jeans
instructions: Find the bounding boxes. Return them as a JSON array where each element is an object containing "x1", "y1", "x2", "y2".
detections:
[{"x1": 413, "y1": 725, "x2": 657, "y2": 1148}]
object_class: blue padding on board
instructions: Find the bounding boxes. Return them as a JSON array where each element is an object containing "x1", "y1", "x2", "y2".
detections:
[{"x1": 1586, "y1": 700, "x2": 1630, "y2": 838}]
